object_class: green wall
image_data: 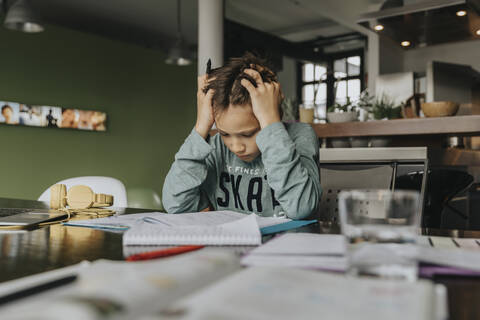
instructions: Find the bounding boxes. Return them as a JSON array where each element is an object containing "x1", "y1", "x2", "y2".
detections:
[{"x1": 0, "y1": 24, "x2": 197, "y2": 201}]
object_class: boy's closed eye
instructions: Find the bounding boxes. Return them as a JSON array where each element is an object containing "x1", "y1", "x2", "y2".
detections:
[
  {"x1": 241, "y1": 132, "x2": 256, "y2": 137},
  {"x1": 218, "y1": 129, "x2": 258, "y2": 137}
]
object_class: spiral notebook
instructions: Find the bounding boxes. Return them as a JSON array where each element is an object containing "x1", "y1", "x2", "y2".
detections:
[{"x1": 123, "y1": 213, "x2": 262, "y2": 246}]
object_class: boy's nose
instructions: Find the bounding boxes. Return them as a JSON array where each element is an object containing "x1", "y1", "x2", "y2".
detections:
[{"x1": 230, "y1": 141, "x2": 246, "y2": 153}]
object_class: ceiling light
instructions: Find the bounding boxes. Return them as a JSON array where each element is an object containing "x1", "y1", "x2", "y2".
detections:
[
  {"x1": 456, "y1": 10, "x2": 467, "y2": 17},
  {"x1": 165, "y1": 38, "x2": 192, "y2": 66},
  {"x1": 374, "y1": 24, "x2": 384, "y2": 31},
  {"x1": 165, "y1": 0, "x2": 192, "y2": 66},
  {"x1": 3, "y1": 0, "x2": 44, "y2": 33},
  {"x1": 401, "y1": 41, "x2": 411, "y2": 47}
]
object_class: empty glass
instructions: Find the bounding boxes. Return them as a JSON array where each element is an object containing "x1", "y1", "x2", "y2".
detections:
[
  {"x1": 299, "y1": 103, "x2": 314, "y2": 123},
  {"x1": 338, "y1": 190, "x2": 420, "y2": 281}
]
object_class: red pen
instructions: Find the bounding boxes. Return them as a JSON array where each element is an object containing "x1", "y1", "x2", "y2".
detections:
[{"x1": 126, "y1": 245, "x2": 205, "y2": 262}]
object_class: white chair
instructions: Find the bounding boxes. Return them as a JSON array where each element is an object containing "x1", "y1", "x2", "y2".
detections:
[
  {"x1": 126, "y1": 187, "x2": 163, "y2": 211},
  {"x1": 38, "y1": 176, "x2": 128, "y2": 208}
]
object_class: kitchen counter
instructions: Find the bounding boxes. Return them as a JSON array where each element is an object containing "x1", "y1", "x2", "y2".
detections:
[{"x1": 312, "y1": 115, "x2": 480, "y2": 138}]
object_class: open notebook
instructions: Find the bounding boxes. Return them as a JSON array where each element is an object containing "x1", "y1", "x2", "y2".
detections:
[
  {"x1": 64, "y1": 210, "x2": 312, "y2": 246},
  {"x1": 123, "y1": 213, "x2": 262, "y2": 246}
]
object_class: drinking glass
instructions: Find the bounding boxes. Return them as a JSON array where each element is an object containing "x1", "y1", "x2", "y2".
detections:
[
  {"x1": 338, "y1": 189, "x2": 420, "y2": 281},
  {"x1": 299, "y1": 103, "x2": 314, "y2": 123}
]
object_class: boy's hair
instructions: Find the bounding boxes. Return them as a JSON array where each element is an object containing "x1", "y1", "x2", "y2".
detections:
[{"x1": 204, "y1": 52, "x2": 278, "y2": 113}]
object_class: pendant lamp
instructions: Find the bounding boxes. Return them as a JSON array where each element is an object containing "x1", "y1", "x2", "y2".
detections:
[
  {"x1": 165, "y1": 0, "x2": 192, "y2": 66},
  {"x1": 3, "y1": 0, "x2": 44, "y2": 33}
]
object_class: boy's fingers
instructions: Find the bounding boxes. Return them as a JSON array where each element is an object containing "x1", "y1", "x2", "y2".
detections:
[
  {"x1": 243, "y1": 69, "x2": 263, "y2": 86},
  {"x1": 207, "y1": 88, "x2": 215, "y2": 96},
  {"x1": 197, "y1": 74, "x2": 207, "y2": 88},
  {"x1": 199, "y1": 77, "x2": 210, "y2": 94},
  {"x1": 204, "y1": 88, "x2": 215, "y2": 101},
  {"x1": 250, "y1": 64, "x2": 264, "y2": 72},
  {"x1": 240, "y1": 78, "x2": 256, "y2": 94},
  {"x1": 273, "y1": 82, "x2": 281, "y2": 93},
  {"x1": 251, "y1": 63, "x2": 275, "y2": 77}
]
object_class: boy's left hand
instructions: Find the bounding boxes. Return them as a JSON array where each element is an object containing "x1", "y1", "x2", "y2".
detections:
[{"x1": 241, "y1": 68, "x2": 282, "y2": 129}]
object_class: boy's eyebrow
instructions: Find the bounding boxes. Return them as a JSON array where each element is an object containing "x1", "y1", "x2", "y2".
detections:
[{"x1": 217, "y1": 127, "x2": 260, "y2": 135}]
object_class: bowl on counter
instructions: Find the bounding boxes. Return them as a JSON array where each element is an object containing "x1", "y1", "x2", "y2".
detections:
[
  {"x1": 421, "y1": 101, "x2": 459, "y2": 117},
  {"x1": 326, "y1": 111, "x2": 358, "y2": 123}
]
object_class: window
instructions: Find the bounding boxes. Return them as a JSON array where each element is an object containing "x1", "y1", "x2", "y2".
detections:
[{"x1": 298, "y1": 50, "x2": 364, "y2": 122}]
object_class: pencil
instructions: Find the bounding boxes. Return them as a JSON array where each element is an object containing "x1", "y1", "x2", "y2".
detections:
[
  {"x1": 0, "y1": 275, "x2": 77, "y2": 306},
  {"x1": 206, "y1": 58, "x2": 211, "y2": 74},
  {"x1": 126, "y1": 245, "x2": 205, "y2": 261}
]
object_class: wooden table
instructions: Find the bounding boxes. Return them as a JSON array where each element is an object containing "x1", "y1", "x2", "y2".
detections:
[{"x1": 1, "y1": 198, "x2": 480, "y2": 319}]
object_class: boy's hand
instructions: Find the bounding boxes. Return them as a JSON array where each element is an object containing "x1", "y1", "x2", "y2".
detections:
[
  {"x1": 195, "y1": 74, "x2": 215, "y2": 139},
  {"x1": 241, "y1": 68, "x2": 282, "y2": 129}
]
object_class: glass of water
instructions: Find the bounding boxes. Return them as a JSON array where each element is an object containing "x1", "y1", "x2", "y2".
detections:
[{"x1": 338, "y1": 189, "x2": 420, "y2": 281}]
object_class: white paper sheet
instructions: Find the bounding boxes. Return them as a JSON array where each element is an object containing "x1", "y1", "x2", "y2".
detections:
[
  {"x1": 249, "y1": 233, "x2": 345, "y2": 256},
  {"x1": 453, "y1": 238, "x2": 480, "y2": 250},
  {"x1": 158, "y1": 267, "x2": 445, "y2": 320},
  {"x1": 416, "y1": 246, "x2": 480, "y2": 272},
  {"x1": 241, "y1": 254, "x2": 347, "y2": 271},
  {"x1": 429, "y1": 236, "x2": 457, "y2": 249},
  {"x1": 241, "y1": 233, "x2": 346, "y2": 271}
]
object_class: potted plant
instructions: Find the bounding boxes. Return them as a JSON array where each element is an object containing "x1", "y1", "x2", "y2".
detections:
[
  {"x1": 359, "y1": 92, "x2": 402, "y2": 147},
  {"x1": 326, "y1": 98, "x2": 359, "y2": 147},
  {"x1": 326, "y1": 97, "x2": 358, "y2": 123},
  {"x1": 365, "y1": 93, "x2": 402, "y2": 121}
]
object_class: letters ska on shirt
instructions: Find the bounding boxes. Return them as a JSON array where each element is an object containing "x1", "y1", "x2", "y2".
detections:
[{"x1": 216, "y1": 165, "x2": 280, "y2": 213}]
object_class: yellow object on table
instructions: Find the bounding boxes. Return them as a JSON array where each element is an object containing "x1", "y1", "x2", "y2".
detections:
[{"x1": 421, "y1": 101, "x2": 459, "y2": 117}]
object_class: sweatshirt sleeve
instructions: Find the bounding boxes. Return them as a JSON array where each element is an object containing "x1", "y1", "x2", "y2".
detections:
[
  {"x1": 256, "y1": 122, "x2": 321, "y2": 220},
  {"x1": 162, "y1": 128, "x2": 215, "y2": 213}
]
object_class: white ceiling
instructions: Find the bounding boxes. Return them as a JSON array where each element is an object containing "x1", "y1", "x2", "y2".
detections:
[{"x1": 22, "y1": 0, "x2": 384, "y2": 49}]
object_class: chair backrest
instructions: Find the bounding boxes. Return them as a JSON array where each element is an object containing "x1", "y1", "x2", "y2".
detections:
[
  {"x1": 126, "y1": 187, "x2": 163, "y2": 210},
  {"x1": 313, "y1": 147, "x2": 429, "y2": 223},
  {"x1": 315, "y1": 165, "x2": 394, "y2": 222},
  {"x1": 38, "y1": 176, "x2": 128, "y2": 208}
]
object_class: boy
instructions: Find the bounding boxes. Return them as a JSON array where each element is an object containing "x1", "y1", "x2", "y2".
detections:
[{"x1": 162, "y1": 53, "x2": 321, "y2": 219}]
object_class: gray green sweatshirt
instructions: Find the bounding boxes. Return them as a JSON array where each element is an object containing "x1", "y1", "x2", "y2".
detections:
[{"x1": 162, "y1": 122, "x2": 321, "y2": 219}]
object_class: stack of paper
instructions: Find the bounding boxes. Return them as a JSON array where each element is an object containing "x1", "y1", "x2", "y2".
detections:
[
  {"x1": 242, "y1": 233, "x2": 480, "y2": 277},
  {"x1": 241, "y1": 233, "x2": 347, "y2": 271},
  {"x1": 0, "y1": 250, "x2": 241, "y2": 320}
]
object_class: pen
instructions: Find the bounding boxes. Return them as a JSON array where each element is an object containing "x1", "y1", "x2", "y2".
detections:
[
  {"x1": 206, "y1": 58, "x2": 211, "y2": 74},
  {"x1": 126, "y1": 245, "x2": 205, "y2": 262},
  {"x1": 0, "y1": 275, "x2": 77, "y2": 306}
]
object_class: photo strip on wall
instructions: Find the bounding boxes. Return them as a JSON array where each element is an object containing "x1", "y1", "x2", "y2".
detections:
[{"x1": 0, "y1": 101, "x2": 107, "y2": 131}]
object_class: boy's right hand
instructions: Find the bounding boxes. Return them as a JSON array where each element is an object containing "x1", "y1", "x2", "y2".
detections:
[{"x1": 195, "y1": 74, "x2": 215, "y2": 140}]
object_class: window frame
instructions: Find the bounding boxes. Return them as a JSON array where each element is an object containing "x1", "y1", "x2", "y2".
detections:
[{"x1": 297, "y1": 49, "x2": 365, "y2": 112}]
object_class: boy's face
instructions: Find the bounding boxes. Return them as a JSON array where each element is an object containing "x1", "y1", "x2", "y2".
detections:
[
  {"x1": 2, "y1": 107, "x2": 12, "y2": 119},
  {"x1": 215, "y1": 104, "x2": 261, "y2": 162}
]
